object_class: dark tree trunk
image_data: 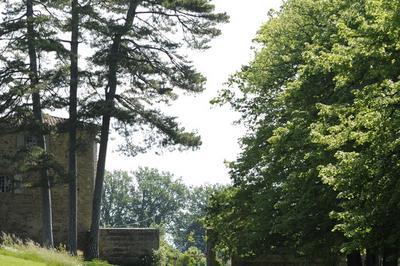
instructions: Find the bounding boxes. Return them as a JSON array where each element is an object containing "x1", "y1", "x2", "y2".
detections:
[
  {"x1": 85, "y1": 97, "x2": 112, "y2": 260},
  {"x1": 138, "y1": 190, "x2": 146, "y2": 227},
  {"x1": 365, "y1": 249, "x2": 378, "y2": 266},
  {"x1": 85, "y1": 0, "x2": 139, "y2": 259},
  {"x1": 383, "y1": 247, "x2": 398, "y2": 266},
  {"x1": 67, "y1": 0, "x2": 79, "y2": 255},
  {"x1": 347, "y1": 251, "x2": 362, "y2": 266},
  {"x1": 206, "y1": 229, "x2": 218, "y2": 266},
  {"x1": 26, "y1": 0, "x2": 54, "y2": 248}
]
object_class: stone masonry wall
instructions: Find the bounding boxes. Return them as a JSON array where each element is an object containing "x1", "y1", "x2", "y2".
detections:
[
  {"x1": 99, "y1": 228, "x2": 160, "y2": 266},
  {"x1": 231, "y1": 255, "x2": 345, "y2": 266},
  {"x1": 0, "y1": 131, "x2": 95, "y2": 249},
  {"x1": 48, "y1": 131, "x2": 95, "y2": 249},
  {"x1": 0, "y1": 134, "x2": 41, "y2": 240}
]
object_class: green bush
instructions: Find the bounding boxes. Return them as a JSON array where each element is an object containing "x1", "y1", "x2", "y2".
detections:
[
  {"x1": 154, "y1": 239, "x2": 206, "y2": 266},
  {"x1": 177, "y1": 247, "x2": 206, "y2": 266}
]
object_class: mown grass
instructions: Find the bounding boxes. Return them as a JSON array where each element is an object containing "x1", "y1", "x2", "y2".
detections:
[
  {"x1": 0, "y1": 254, "x2": 45, "y2": 266},
  {"x1": 0, "y1": 234, "x2": 111, "y2": 266}
]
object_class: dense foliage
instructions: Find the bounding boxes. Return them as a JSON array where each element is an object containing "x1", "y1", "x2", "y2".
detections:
[
  {"x1": 172, "y1": 185, "x2": 219, "y2": 253},
  {"x1": 101, "y1": 168, "x2": 221, "y2": 254},
  {"x1": 207, "y1": 0, "x2": 400, "y2": 264},
  {"x1": 154, "y1": 232, "x2": 207, "y2": 266},
  {"x1": 101, "y1": 168, "x2": 187, "y2": 228}
]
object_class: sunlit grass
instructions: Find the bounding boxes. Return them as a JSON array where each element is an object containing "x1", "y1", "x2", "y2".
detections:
[
  {"x1": 0, "y1": 254, "x2": 45, "y2": 265},
  {"x1": 0, "y1": 233, "x2": 111, "y2": 266}
]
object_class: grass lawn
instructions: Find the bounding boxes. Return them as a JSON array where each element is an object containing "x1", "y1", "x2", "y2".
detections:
[
  {"x1": 0, "y1": 234, "x2": 112, "y2": 266},
  {"x1": 0, "y1": 254, "x2": 45, "y2": 266}
]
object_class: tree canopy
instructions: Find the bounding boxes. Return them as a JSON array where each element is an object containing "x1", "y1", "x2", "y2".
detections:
[
  {"x1": 207, "y1": 0, "x2": 400, "y2": 264},
  {"x1": 101, "y1": 168, "x2": 220, "y2": 254},
  {"x1": 101, "y1": 168, "x2": 187, "y2": 228}
]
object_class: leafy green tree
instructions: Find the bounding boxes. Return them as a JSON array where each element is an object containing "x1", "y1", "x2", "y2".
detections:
[
  {"x1": 177, "y1": 246, "x2": 206, "y2": 266},
  {"x1": 173, "y1": 185, "x2": 222, "y2": 253},
  {"x1": 209, "y1": 0, "x2": 400, "y2": 265},
  {"x1": 309, "y1": 1, "x2": 400, "y2": 263},
  {"x1": 101, "y1": 170, "x2": 133, "y2": 227},
  {"x1": 154, "y1": 226, "x2": 206, "y2": 266},
  {"x1": 130, "y1": 167, "x2": 188, "y2": 228},
  {"x1": 101, "y1": 168, "x2": 187, "y2": 228},
  {"x1": 209, "y1": 0, "x2": 344, "y2": 261},
  {"x1": 101, "y1": 168, "x2": 220, "y2": 256}
]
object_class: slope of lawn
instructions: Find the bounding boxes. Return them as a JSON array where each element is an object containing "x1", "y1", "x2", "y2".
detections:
[
  {"x1": 0, "y1": 235, "x2": 111, "y2": 266},
  {"x1": 0, "y1": 254, "x2": 45, "y2": 266}
]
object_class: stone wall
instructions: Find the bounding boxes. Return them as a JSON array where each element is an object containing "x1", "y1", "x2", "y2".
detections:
[
  {"x1": 0, "y1": 133, "x2": 41, "y2": 241},
  {"x1": 232, "y1": 255, "x2": 345, "y2": 266},
  {"x1": 0, "y1": 192, "x2": 42, "y2": 240},
  {"x1": 48, "y1": 131, "x2": 95, "y2": 249},
  {"x1": 99, "y1": 228, "x2": 160, "y2": 266},
  {"x1": 0, "y1": 131, "x2": 95, "y2": 249}
]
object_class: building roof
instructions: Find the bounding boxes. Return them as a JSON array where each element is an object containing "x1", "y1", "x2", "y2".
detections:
[
  {"x1": 0, "y1": 114, "x2": 98, "y2": 134},
  {"x1": 43, "y1": 114, "x2": 68, "y2": 126},
  {"x1": 43, "y1": 114, "x2": 99, "y2": 133}
]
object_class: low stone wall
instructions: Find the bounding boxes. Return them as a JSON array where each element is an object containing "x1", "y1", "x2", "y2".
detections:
[
  {"x1": 99, "y1": 228, "x2": 159, "y2": 266},
  {"x1": 232, "y1": 255, "x2": 345, "y2": 266}
]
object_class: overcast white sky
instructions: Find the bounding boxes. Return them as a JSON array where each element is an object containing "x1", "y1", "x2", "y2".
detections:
[{"x1": 106, "y1": 0, "x2": 283, "y2": 186}]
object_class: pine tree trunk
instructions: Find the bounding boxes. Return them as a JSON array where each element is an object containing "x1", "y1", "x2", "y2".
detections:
[
  {"x1": 347, "y1": 251, "x2": 362, "y2": 266},
  {"x1": 67, "y1": 0, "x2": 79, "y2": 255},
  {"x1": 26, "y1": 0, "x2": 54, "y2": 248},
  {"x1": 85, "y1": 0, "x2": 139, "y2": 259},
  {"x1": 85, "y1": 104, "x2": 112, "y2": 259},
  {"x1": 365, "y1": 249, "x2": 378, "y2": 266}
]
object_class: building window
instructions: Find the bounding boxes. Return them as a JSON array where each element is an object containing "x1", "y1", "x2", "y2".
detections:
[
  {"x1": 0, "y1": 175, "x2": 12, "y2": 193},
  {"x1": 0, "y1": 175, "x2": 23, "y2": 193},
  {"x1": 25, "y1": 135, "x2": 38, "y2": 148},
  {"x1": 17, "y1": 134, "x2": 49, "y2": 150}
]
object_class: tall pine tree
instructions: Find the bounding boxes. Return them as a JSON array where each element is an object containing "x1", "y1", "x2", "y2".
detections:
[
  {"x1": 0, "y1": 0, "x2": 68, "y2": 247},
  {"x1": 80, "y1": 0, "x2": 228, "y2": 258}
]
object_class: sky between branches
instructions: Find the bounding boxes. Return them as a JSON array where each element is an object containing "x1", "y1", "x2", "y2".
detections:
[{"x1": 107, "y1": 0, "x2": 283, "y2": 186}]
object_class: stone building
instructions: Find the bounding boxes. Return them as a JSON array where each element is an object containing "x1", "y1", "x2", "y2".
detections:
[
  {"x1": 0, "y1": 115, "x2": 160, "y2": 264},
  {"x1": 0, "y1": 115, "x2": 96, "y2": 249}
]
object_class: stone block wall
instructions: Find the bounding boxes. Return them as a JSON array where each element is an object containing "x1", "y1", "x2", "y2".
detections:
[
  {"x1": 99, "y1": 228, "x2": 160, "y2": 266},
  {"x1": 48, "y1": 131, "x2": 95, "y2": 249},
  {"x1": 0, "y1": 133, "x2": 42, "y2": 241},
  {"x1": 232, "y1": 255, "x2": 345, "y2": 266},
  {"x1": 0, "y1": 192, "x2": 42, "y2": 240},
  {"x1": 0, "y1": 130, "x2": 95, "y2": 250}
]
